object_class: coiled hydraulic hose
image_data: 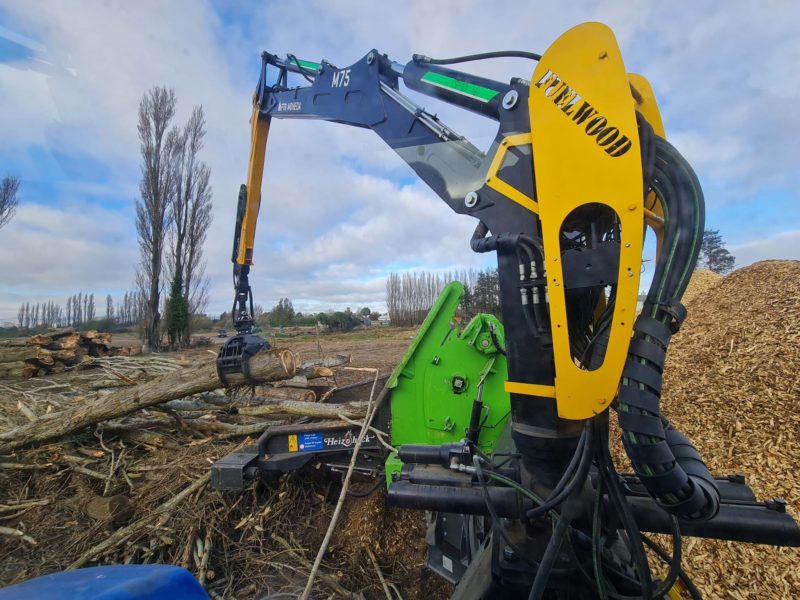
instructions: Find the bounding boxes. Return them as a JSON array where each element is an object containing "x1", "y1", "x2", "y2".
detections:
[{"x1": 618, "y1": 122, "x2": 719, "y2": 521}]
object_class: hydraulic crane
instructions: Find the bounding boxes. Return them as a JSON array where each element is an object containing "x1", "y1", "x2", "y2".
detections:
[{"x1": 216, "y1": 22, "x2": 800, "y2": 598}]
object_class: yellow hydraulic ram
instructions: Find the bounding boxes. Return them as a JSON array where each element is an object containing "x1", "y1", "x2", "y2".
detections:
[{"x1": 235, "y1": 103, "x2": 270, "y2": 266}]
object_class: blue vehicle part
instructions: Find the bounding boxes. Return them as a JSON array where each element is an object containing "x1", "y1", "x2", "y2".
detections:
[{"x1": 0, "y1": 565, "x2": 208, "y2": 600}]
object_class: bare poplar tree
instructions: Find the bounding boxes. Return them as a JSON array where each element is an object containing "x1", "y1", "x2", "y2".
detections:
[
  {"x1": 87, "y1": 293, "x2": 96, "y2": 322},
  {"x1": 136, "y1": 86, "x2": 179, "y2": 351},
  {"x1": 106, "y1": 294, "x2": 114, "y2": 321},
  {"x1": 166, "y1": 106, "x2": 213, "y2": 347},
  {"x1": 0, "y1": 175, "x2": 20, "y2": 229}
]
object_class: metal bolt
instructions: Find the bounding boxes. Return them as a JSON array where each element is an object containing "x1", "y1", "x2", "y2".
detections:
[
  {"x1": 625, "y1": 242, "x2": 631, "y2": 247},
  {"x1": 503, "y1": 546, "x2": 516, "y2": 561},
  {"x1": 627, "y1": 271, "x2": 634, "y2": 277},
  {"x1": 367, "y1": 51, "x2": 375, "y2": 65},
  {"x1": 481, "y1": 339, "x2": 490, "y2": 348},
  {"x1": 464, "y1": 191, "x2": 479, "y2": 208},
  {"x1": 502, "y1": 89, "x2": 519, "y2": 110}
]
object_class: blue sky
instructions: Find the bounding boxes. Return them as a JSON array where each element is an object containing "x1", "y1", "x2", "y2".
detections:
[{"x1": 0, "y1": 1, "x2": 798, "y2": 322}]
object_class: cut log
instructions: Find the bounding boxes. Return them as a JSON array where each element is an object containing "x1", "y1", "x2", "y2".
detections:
[
  {"x1": 296, "y1": 355, "x2": 350, "y2": 377},
  {"x1": 44, "y1": 334, "x2": 81, "y2": 350},
  {"x1": 254, "y1": 386, "x2": 315, "y2": 402},
  {"x1": 0, "y1": 348, "x2": 296, "y2": 453},
  {"x1": 238, "y1": 399, "x2": 368, "y2": 419},
  {"x1": 82, "y1": 494, "x2": 134, "y2": 524},
  {"x1": 28, "y1": 328, "x2": 76, "y2": 345},
  {"x1": 0, "y1": 361, "x2": 27, "y2": 377},
  {"x1": 0, "y1": 338, "x2": 29, "y2": 348},
  {"x1": 95, "y1": 333, "x2": 113, "y2": 345},
  {"x1": 0, "y1": 346, "x2": 52, "y2": 363},
  {"x1": 272, "y1": 375, "x2": 309, "y2": 389},
  {"x1": 52, "y1": 349, "x2": 75, "y2": 361}
]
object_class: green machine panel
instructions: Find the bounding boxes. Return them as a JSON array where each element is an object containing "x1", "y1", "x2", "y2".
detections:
[{"x1": 385, "y1": 282, "x2": 511, "y2": 484}]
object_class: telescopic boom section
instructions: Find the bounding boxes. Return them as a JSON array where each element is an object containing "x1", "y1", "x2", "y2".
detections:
[{"x1": 235, "y1": 104, "x2": 270, "y2": 267}]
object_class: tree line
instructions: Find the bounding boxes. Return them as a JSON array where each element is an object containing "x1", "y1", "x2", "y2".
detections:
[
  {"x1": 386, "y1": 268, "x2": 501, "y2": 327},
  {"x1": 15, "y1": 290, "x2": 147, "y2": 331},
  {"x1": 384, "y1": 228, "x2": 736, "y2": 329},
  {"x1": 216, "y1": 299, "x2": 380, "y2": 333}
]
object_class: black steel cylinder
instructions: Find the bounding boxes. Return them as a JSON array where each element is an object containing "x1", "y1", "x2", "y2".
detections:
[
  {"x1": 402, "y1": 62, "x2": 509, "y2": 120},
  {"x1": 627, "y1": 498, "x2": 800, "y2": 547},
  {"x1": 387, "y1": 481, "x2": 525, "y2": 518}
]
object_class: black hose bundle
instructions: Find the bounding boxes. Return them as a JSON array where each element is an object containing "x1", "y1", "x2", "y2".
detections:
[{"x1": 618, "y1": 122, "x2": 719, "y2": 521}]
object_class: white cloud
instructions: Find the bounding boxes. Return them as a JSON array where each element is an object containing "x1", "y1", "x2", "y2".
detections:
[
  {"x1": 729, "y1": 230, "x2": 800, "y2": 268},
  {"x1": 0, "y1": 201, "x2": 136, "y2": 317}
]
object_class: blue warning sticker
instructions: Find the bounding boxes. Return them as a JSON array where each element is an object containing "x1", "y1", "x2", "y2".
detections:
[{"x1": 298, "y1": 432, "x2": 324, "y2": 452}]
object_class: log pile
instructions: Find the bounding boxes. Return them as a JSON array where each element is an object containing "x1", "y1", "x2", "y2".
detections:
[{"x1": 0, "y1": 328, "x2": 131, "y2": 380}]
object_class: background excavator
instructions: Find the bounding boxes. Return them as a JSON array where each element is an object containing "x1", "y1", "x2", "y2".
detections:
[{"x1": 211, "y1": 22, "x2": 800, "y2": 599}]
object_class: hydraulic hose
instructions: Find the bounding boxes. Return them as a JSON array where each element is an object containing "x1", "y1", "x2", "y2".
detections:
[
  {"x1": 413, "y1": 50, "x2": 542, "y2": 65},
  {"x1": 618, "y1": 127, "x2": 719, "y2": 521}
]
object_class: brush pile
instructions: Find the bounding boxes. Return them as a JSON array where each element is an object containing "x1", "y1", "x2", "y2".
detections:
[
  {"x1": 0, "y1": 328, "x2": 130, "y2": 379},
  {"x1": 0, "y1": 345, "x2": 440, "y2": 598}
]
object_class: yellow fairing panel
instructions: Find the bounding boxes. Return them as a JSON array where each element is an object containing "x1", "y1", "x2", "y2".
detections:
[
  {"x1": 628, "y1": 73, "x2": 664, "y2": 137},
  {"x1": 629, "y1": 72, "x2": 666, "y2": 257},
  {"x1": 527, "y1": 22, "x2": 644, "y2": 419},
  {"x1": 236, "y1": 104, "x2": 271, "y2": 265}
]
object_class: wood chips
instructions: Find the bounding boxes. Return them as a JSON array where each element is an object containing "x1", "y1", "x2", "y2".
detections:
[{"x1": 655, "y1": 261, "x2": 800, "y2": 598}]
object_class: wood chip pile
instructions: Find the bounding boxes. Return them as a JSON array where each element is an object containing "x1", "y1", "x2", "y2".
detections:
[
  {"x1": 0, "y1": 328, "x2": 134, "y2": 380},
  {"x1": 631, "y1": 261, "x2": 800, "y2": 598}
]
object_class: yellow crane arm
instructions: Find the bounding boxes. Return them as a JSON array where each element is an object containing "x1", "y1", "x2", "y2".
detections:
[{"x1": 235, "y1": 103, "x2": 271, "y2": 266}]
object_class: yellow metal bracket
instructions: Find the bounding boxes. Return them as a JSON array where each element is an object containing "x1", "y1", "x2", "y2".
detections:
[
  {"x1": 629, "y1": 72, "x2": 667, "y2": 257},
  {"x1": 485, "y1": 133, "x2": 539, "y2": 214},
  {"x1": 525, "y1": 22, "x2": 644, "y2": 420}
]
